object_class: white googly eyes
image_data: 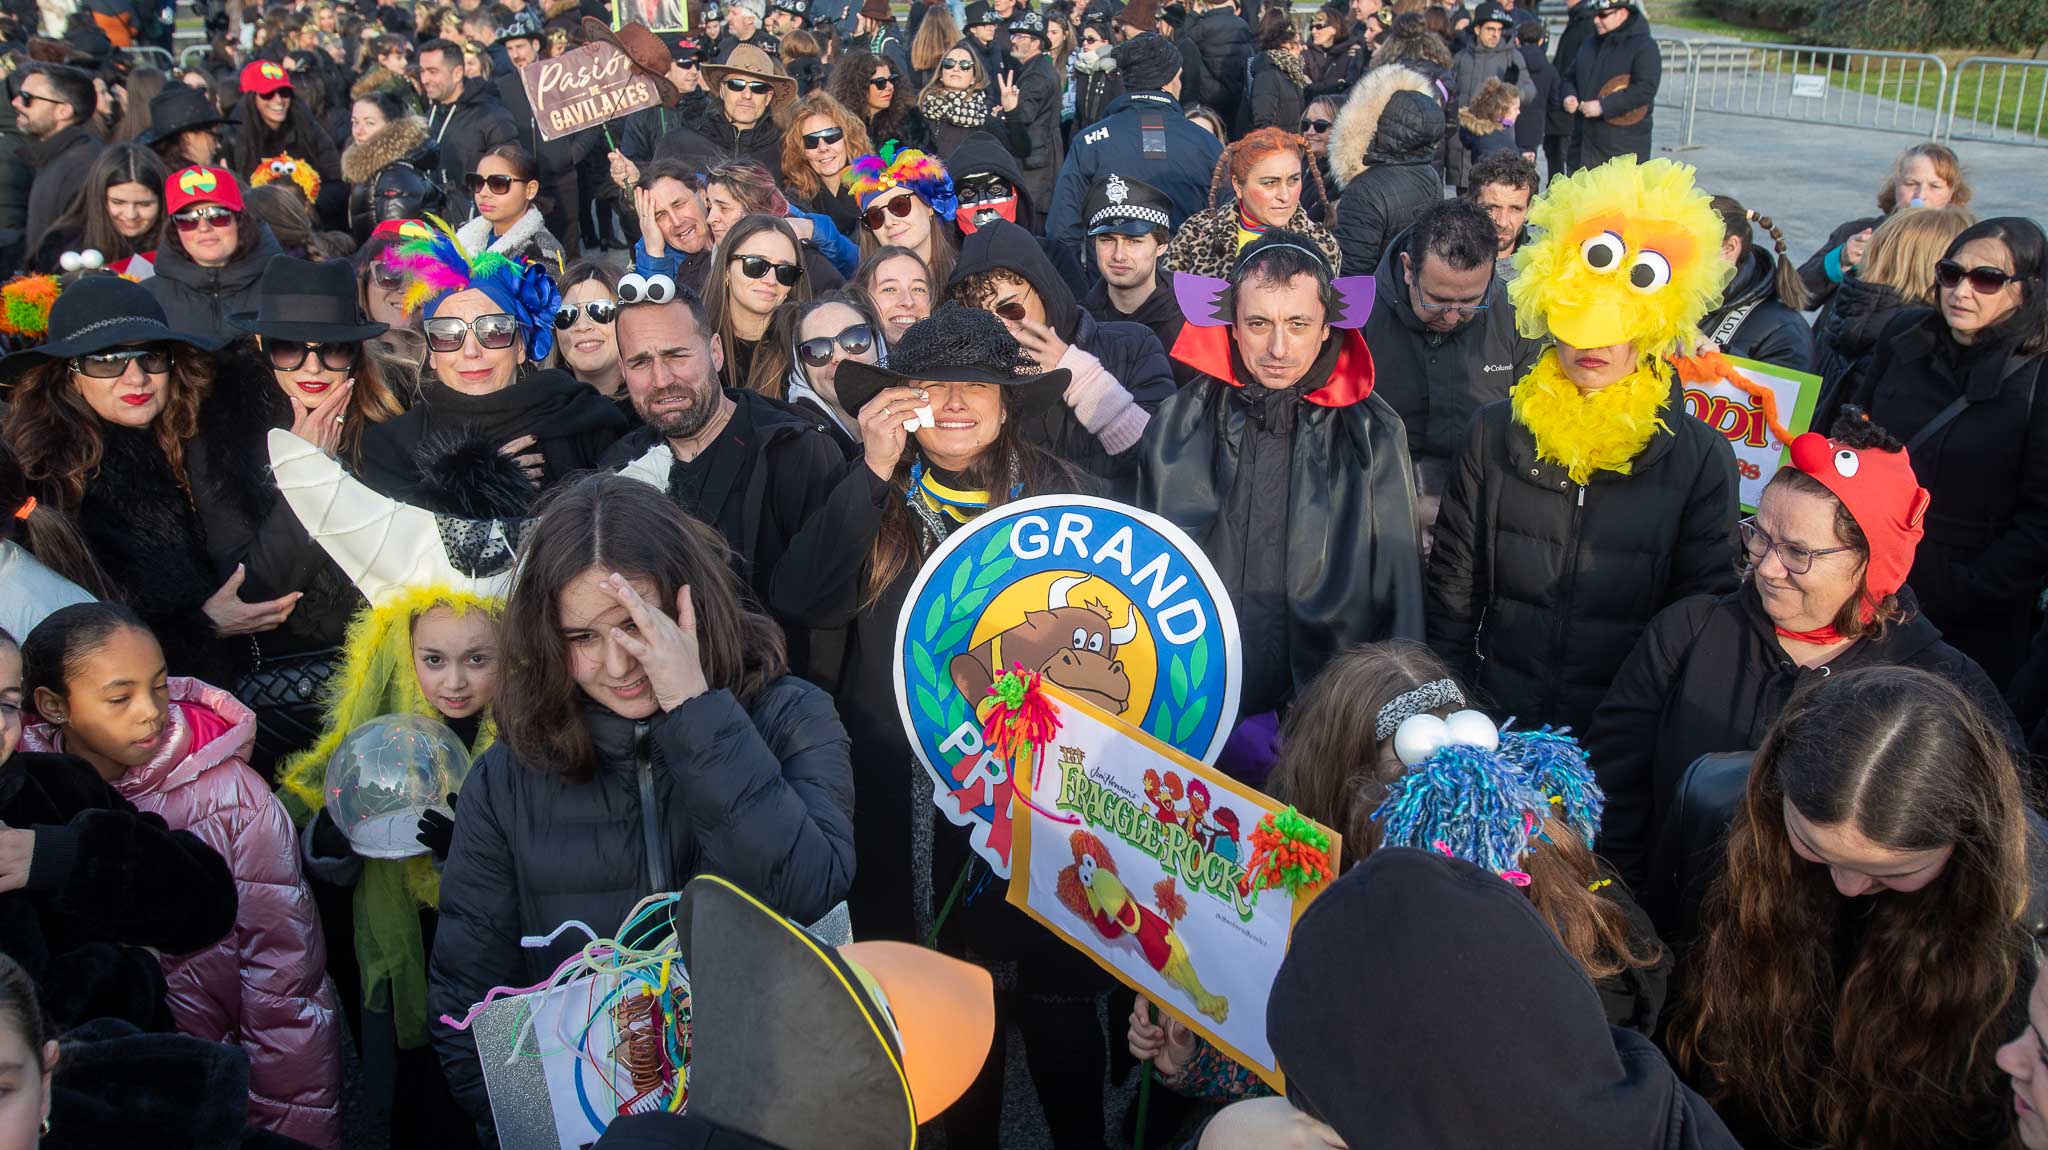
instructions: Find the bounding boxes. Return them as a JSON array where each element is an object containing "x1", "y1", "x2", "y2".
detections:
[
  {"x1": 1628, "y1": 250, "x2": 1672, "y2": 293},
  {"x1": 615, "y1": 274, "x2": 676, "y2": 305},
  {"x1": 269, "y1": 160, "x2": 290, "y2": 175},
  {"x1": 1581, "y1": 230, "x2": 1625, "y2": 274},
  {"x1": 58, "y1": 251, "x2": 81, "y2": 272},
  {"x1": 1394, "y1": 709, "x2": 1502, "y2": 766},
  {"x1": 642, "y1": 275, "x2": 676, "y2": 304},
  {"x1": 58, "y1": 250, "x2": 104, "y2": 272},
  {"x1": 1833, "y1": 448, "x2": 1860, "y2": 478},
  {"x1": 615, "y1": 273, "x2": 649, "y2": 302}
]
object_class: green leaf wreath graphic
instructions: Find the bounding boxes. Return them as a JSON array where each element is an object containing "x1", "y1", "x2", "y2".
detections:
[{"x1": 909, "y1": 525, "x2": 1015, "y2": 768}]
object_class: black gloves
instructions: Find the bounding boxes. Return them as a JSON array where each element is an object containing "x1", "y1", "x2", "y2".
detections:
[{"x1": 415, "y1": 792, "x2": 458, "y2": 862}]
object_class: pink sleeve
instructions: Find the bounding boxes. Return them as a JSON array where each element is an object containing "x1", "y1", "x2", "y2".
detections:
[{"x1": 1058, "y1": 343, "x2": 1150, "y2": 455}]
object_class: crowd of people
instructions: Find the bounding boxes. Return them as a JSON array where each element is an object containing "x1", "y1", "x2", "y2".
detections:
[{"x1": 0, "y1": 0, "x2": 2044, "y2": 1146}]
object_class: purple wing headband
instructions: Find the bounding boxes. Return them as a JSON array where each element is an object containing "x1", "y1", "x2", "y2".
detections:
[{"x1": 1173, "y1": 255, "x2": 1377, "y2": 330}]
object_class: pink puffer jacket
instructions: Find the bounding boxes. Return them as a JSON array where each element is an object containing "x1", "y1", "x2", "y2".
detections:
[{"x1": 23, "y1": 678, "x2": 341, "y2": 1149}]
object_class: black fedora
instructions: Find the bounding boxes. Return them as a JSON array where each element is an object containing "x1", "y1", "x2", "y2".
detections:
[
  {"x1": 138, "y1": 85, "x2": 229, "y2": 146},
  {"x1": 228, "y1": 255, "x2": 389, "y2": 344},
  {"x1": 835, "y1": 302, "x2": 1069, "y2": 420},
  {"x1": 0, "y1": 275, "x2": 225, "y2": 381}
]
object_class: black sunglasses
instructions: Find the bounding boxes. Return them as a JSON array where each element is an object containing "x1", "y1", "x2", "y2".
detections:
[
  {"x1": 555, "y1": 300, "x2": 619, "y2": 328},
  {"x1": 1299, "y1": 117, "x2": 1332, "y2": 132},
  {"x1": 993, "y1": 300, "x2": 1028, "y2": 322},
  {"x1": 801, "y1": 126, "x2": 846, "y2": 149},
  {"x1": 732, "y1": 254, "x2": 803, "y2": 286},
  {"x1": 797, "y1": 322, "x2": 875, "y2": 366},
  {"x1": 424, "y1": 313, "x2": 521, "y2": 353},
  {"x1": 724, "y1": 77, "x2": 774, "y2": 94},
  {"x1": 1935, "y1": 259, "x2": 2024, "y2": 294},
  {"x1": 267, "y1": 340, "x2": 359, "y2": 371},
  {"x1": 465, "y1": 172, "x2": 521, "y2": 195},
  {"x1": 861, "y1": 194, "x2": 918, "y2": 232},
  {"x1": 941, "y1": 57, "x2": 976, "y2": 69},
  {"x1": 870, "y1": 74, "x2": 896, "y2": 89},
  {"x1": 71, "y1": 347, "x2": 171, "y2": 378},
  {"x1": 371, "y1": 266, "x2": 406, "y2": 291}
]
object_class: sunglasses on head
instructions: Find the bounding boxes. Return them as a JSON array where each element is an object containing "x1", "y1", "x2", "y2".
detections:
[
  {"x1": 732, "y1": 254, "x2": 803, "y2": 286},
  {"x1": 267, "y1": 340, "x2": 359, "y2": 371},
  {"x1": 173, "y1": 206, "x2": 236, "y2": 232},
  {"x1": 1935, "y1": 259, "x2": 2023, "y2": 294},
  {"x1": 870, "y1": 74, "x2": 896, "y2": 89},
  {"x1": 861, "y1": 194, "x2": 918, "y2": 232},
  {"x1": 1299, "y1": 117, "x2": 1332, "y2": 132},
  {"x1": 466, "y1": 172, "x2": 522, "y2": 195},
  {"x1": 801, "y1": 126, "x2": 846, "y2": 149},
  {"x1": 724, "y1": 77, "x2": 774, "y2": 94},
  {"x1": 71, "y1": 347, "x2": 171, "y2": 378},
  {"x1": 797, "y1": 322, "x2": 875, "y2": 366},
  {"x1": 424, "y1": 312, "x2": 521, "y2": 353},
  {"x1": 554, "y1": 300, "x2": 619, "y2": 328}
]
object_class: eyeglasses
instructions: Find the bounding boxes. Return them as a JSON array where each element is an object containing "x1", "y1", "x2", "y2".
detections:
[
  {"x1": 797, "y1": 322, "x2": 875, "y2": 366},
  {"x1": 724, "y1": 77, "x2": 774, "y2": 94},
  {"x1": 465, "y1": 172, "x2": 521, "y2": 195},
  {"x1": 267, "y1": 340, "x2": 359, "y2": 371},
  {"x1": 870, "y1": 74, "x2": 896, "y2": 89},
  {"x1": 1299, "y1": 117, "x2": 1332, "y2": 132},
  {"x1": 801, "y1": 126, "x2": 845, "y2": 149},
  {"x1": 71, "y1": 348, "x2": 172, "y2": 378},
  {"x1": 992, "y1": 300, "x2": 1028, "y2": 322},
  {"x1": 172, "y1": 206, "x2": 236, "y2": 232},
  {"x1": 554, "y1": 300, "x2": 619, "y2": 328},
  {"x1": 732, "y1": 254, "x2": 803, "y2": 286},
  {"x1": 941, "y1": 56, "x2": 976, "y2": 69},
  {"x1": 254, "y1": 89, "x2": 292, "y2": 102},
  {"x1": 424, "y1": 312, "x2": 521, "y2": 353},
  {"x1": 861, "y1": 194, "x2": 918, "y2": 232},
  {"x1": 1410, "y1": 286, "x2": 1489, "y2": 316},
  {"x1": 1935, "y1": 259, "x2": 2023, "y2": 294},
  {"x1": 1739, "y1": 518, "x2": 1856, "y2": 575}
]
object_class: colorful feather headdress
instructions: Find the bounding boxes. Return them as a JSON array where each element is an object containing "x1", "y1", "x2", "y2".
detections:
[
  {"x1": 847, "y1": 143, "x2": 958, "y2": 222},
  {"x1": 383, "y1": 215, "x2": 563, "y2": 360}
]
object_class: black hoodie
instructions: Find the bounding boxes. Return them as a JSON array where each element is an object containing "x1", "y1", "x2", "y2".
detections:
[
  {"x1": 359, "y1": 368, "x2": 629, "y2": 503},
  {"x1": 1266, "y1": 848, "x2": 1743, "y2": 1150},
  {"x1": 944, "y1": 131, "x2": 1092, "y2": 299},
  {"x1": 1698, "y1": 245, "x2": 1815, "y2": 374}
]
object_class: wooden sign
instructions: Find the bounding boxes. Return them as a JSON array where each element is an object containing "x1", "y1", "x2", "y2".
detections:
[{"x1": 518, "y1": 41, "x2": 661, "y2": 142}]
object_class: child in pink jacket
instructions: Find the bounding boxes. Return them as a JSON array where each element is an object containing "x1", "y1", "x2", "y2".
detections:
[{"x1": 19, "y1": 603, "x2": 341, "y2": 1149}]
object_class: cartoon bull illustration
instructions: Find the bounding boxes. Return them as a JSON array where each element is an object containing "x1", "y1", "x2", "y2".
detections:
[{"x1": 950, "y1": 574, "x2": 1137, "y2": 713}]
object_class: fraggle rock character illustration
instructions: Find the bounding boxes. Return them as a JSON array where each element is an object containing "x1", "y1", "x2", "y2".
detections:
[
  {"x1": 1210, "y1": 807, "x2": 1242, "y2": 863},
  {"x1": 1143, "y1": 768, "x2": 1185, "y2": 826},
  {"x1": 1057, "y1": 830, "x2": 1229, "y2": 1022},
  {"x1": 950, "y1": 574, "x2": 1138, "y2": 714},
  {"x1": 1183, "y1": 778, "x2": 1212, "y2": 843}
]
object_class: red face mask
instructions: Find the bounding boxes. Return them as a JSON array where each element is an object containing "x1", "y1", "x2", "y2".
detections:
[{"x1": 956, "y1": 196, "x2": 1018, "y2": 234}]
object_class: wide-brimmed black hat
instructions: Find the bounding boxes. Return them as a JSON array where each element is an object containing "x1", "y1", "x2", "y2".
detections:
[
  {"x1": 228, "y1": 255, "x2": 389, "y2": 343},
  {"x1": 0, "y1": 275, "x2": 225, "y2": 381},
  {"x1": 138, "y1": 85, "x2": 229, "y2": 145},
  {"x1": 836, "y1": 303, "x2": 1070, "y2": 419}
]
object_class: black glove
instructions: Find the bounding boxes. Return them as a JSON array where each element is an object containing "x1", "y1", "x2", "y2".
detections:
[
  {"x1": 1505, "y1": 61, "x2": 1522, "y2": 85},
  {"x1": 311, "y1": 807, "x2": 354, "y2": 860},
  {"x1": 416, "y1": 793, "x2": 457, "y2": 862}
]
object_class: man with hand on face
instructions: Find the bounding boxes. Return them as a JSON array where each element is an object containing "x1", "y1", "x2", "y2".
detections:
[
  {"x1": 628, "y1": 158, "x2": 717, "y2": 293},
  {"x1": 417, "y1": 37, "x2": 519, "y2": 223},
  {"x1": 1080, "y1": 173, "x2": 1195, "y2": 386},
  {"x1": 14, "y1": 64, "x2": 103, "y2": 258}
]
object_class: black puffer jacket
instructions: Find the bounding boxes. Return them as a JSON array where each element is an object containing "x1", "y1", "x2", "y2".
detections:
[
  {"x1": 1177, "y1": 6, "x2": 1253, "y2": 124},
  {"x1": 656, "y1": 101, "x2": 787, "y2": 182},
  {"x1": 1699, "y1": 245, "x2": 1814, "y2": 373},
  {"x1": 1559, "y1": 6, "x2": 1659, "y2": 168},
  {"x1": 1813, "y1": 274, "x2": 1912, "y2": 409},
  {"x1": 1238, "y1": 51, "x2": 1306, "y2": 136},
  {"x1": 1585, "y1": 583, "x2": 2015, "y2": 897},
  {"x1": 141, "y1": 222, "x2": 283, "y2": 345},
  {"x1": 1332, "y1": 75, "x2": 1446, "y2": 279},
  {"x1": 428, "y1": 681, "x2": 855, "y2": 1131},
  {"x1": 422, "y1": 78, "x2": 521, "y2": 224},
  {"x1": 359, "y1": 368, "x2": 629, "y2": 502},
  {"x1": 1426, "y1": 374, "x2": 1742, "y2": 733}
]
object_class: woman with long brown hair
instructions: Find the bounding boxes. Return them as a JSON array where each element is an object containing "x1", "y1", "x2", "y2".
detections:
[
  {"x1": 826, "y1": 48, "x2": 936, "y2": 156},
  {"x1": 427, "y1": 473, "x2": 855, "y2": 1137},
  {"x1": 703, "y1": 213, "x2": 816, "y2": 390},
  {"x1": 778, "y1": 90, "x2": 872, "y2": 237},
  {"x1": 1667, "y1": 664, "x2": 2035, "y2": 1150},
  {"x1": 31, "y1": 143, "x2": 167, "y2": 276}
]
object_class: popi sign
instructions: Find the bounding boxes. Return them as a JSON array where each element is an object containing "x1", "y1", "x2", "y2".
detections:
[
  {"x1": 1677, "y1": 353, "x2": 1822, "y2": 511},
  {"x1": 518, "y1": 41, "x2": 662, "y2": 141},
  {"x1": 894, "y1": 496, "x2": 1243, "y2": 877}
]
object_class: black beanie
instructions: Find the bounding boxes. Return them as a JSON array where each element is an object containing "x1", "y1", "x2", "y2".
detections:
[{"x1": 1111, "y1": 32, "x2": 1181, "y2": 91}]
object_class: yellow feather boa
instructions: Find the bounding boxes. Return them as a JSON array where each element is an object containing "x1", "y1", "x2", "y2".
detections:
[{"x1": 1510, "y1": 349, "x2": 1673, "y2": 486}]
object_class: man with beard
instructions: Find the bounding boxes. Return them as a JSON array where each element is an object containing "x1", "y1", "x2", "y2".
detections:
[
  {"x1": 597, "y1": 279, "x2": 845, "y2": 682},
  {"x1": 418, "y1": 38, "x2": 519, "y2": 222}
]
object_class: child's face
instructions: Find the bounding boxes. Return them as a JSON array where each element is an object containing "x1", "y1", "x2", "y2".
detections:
[
  {"x1": 411, "y1": 605, "x2": 501, "y2": 721},
  {"x1": 35, "y1": 627, "x2": 169, "y2": 773},
  {"x1": 0, "y1": 644, "x2": 21, "y2": 766}
]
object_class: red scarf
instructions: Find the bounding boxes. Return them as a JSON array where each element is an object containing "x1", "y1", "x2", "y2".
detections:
[{"x1": 1774, "y1": 623, "x2": 1847, "y2": 646}]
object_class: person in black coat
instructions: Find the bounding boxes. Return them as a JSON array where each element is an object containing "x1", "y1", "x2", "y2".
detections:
[
  {"x1": 223, "y1": 60, "x2": 347, "y2": 230},
  {"x1": 1559, "y1": 0, "x2": 1658, "y2": 169},
  {"x1": 1236, "y1": 8, "x2": 1308, "y2": 136},
  {"x1": 1069, "y1": 21, "x2": 1124, "y2": 133},
  {"x1": 1700, "y1": 195, "x2": 1814, "y2": 373},
  {"x1": 1002, "y1": 12, "x2": 1066, "y2": 216},
  {"x1": 1547, "y1": 0, "x2": 1595, "y2": 174},
  {"x1": 428, "y1": 477, "x2": 856, "y2": 1139},
  {"x1": 1831, "y1": 218, "x2": 2048, "y2": 690},
  {"x1": 1330, "y1": 67, "x2": 1448, "y2": 281},
  {"x1": 16, "y1": 64, "x2": 104, "y2": 260},
  {"x1": 1175, "y1": 0, "x2": 1252, "y2": 127},
  {"x1": 416, "y1": 40, "x2": 521, "y2": 224},
  {"x1": 662, "y1": 45, "x2": 798, "y2": 181},
  {"x1": 1515, "y1": 20, "x2": 1558, "y2": 161}
]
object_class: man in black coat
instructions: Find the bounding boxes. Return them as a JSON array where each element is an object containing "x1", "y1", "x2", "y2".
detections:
[
  {"x1": 1560, "y1": 0, "x2": 1660, "y2": 168},
  {"x1": 1079, "y1": 173, "x2": 1195, "y2": 386},
  {"x1": 417, "y1": 39, "x2": 520, "y2": 223},
  {"x1": 1176, "y1": 0, "x2": 1250, "y2": 125},
  {"x1": 1331, "y1": 73, "x2": 1446, "y2": 278},
  {"x1": 1003, "y1": 11, "x2": 1066, "y2": 214},
  {"x1": 13, "y1": 64, "x2": 102, "y2": 259},
  {"x1": 1549, "y1": 0, "x2": 1595, "y2": 174},
  {"x1": 659, "y1": 44, "x2": 795, "y2": 180}
]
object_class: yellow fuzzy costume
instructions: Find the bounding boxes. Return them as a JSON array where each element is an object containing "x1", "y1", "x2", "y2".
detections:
[{"x1": 249, "y1": 152, "x2": 323, "y2": 205}]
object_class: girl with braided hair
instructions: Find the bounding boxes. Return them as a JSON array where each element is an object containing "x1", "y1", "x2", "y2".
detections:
[
  {"x1": 1163, "y1": 127, "x2": 1339, "y2": 279},
  {"x1": 1700, "y1": 194, "x2": 1816, "y2": 373}
]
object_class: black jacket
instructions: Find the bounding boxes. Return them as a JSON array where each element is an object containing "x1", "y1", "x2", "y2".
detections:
[
  {"x1": 23, "y1": 126, "x2": 102, "y2": 259},
  {"x1": 1008, "y1": 51, "x2": 1065, "y2": 210},
  {"x1": 1699, "y1": 245, "x2": 1814, "y2": 374},
  {"x1": 1082, "y1": 276, "x2": 1194, "y2": 387},
  {"x1": 1795, "y1": 213, "x2": 1883, "y2": 310},
  {"x1": 1560, "y1": 7, "x2": 1659, "y2": 167},
  {"x1": 141, "y1": 222, "x2": 283, "y2": 345},
  {"x1": 1426, "y1": 377, "x2": 1742, "y2": 733},
  {"x1": 1548, "y1": 3, "x2": 1596, "y2": 137},
  {"x1": 1813, "y1": 273, "x2": 1911, "y2": 410},
  {"x1": 1516, "y1": 40, "x2": 1560, "y2": 152},
  {"x1": 1237, "y1": 51, "x2": 1305, "y2": 137},
  {"x1": 655, "y1": 100, "x2": 788, "y2": 183},
  {"x1": 1070, "y1": 54, "x2": 1123, "y2": 133},
  {"x1": 1046, "y1": 90, "x2": 1224, "y2": 262},
  {"x1": 422, "y1": 78, "x2": 521, "y2": 223},
  {"x1": 1177, "y1": 6, "x2": 1252, "y2": 125},
  {"x1": 428, "y1": 682, "x2": 856, "y2": 1131},
  {"x1": 1305, "y1": 34, "x2": 1368, "y2": 100},
  {"x1": 225, "y1": 116, "x2": 347, "y2": 229},
  {"x1": 1838, "y1": 310, "x2": 2048, "y2": 686},
  {"x1": 1333, "y1": 90, "x2": 1446, "y2": 279},
  {"x1": 1363, "y1": 227, "x2": 1542, "y2": 476},
  {"x1": 1585, "y1": 583, "x2": 2015, "y2": 899},
  {"x1": 360, "y1": 368, "x2": 629, "y2": 502},
  {"x1": 0, "y1": 752, "x2": 236, "y2": 1034}
]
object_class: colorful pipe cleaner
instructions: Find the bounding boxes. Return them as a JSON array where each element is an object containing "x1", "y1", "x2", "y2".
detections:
[
  {"x1": 1237, "y1": 806, "x2": 1336, "y2": 904},
  {"x1": 1371, "y1": 742, "x2": 1547, "y2": 882},
  {"x1": 847, "y1": 143, "x2": 958, "y2": 221},
  {"x1": 978, "y1": 665, "x2": 1078, "y2": 827},
  {"x1": 0, "y1": 274, "x2": 60, "y2": 338}
]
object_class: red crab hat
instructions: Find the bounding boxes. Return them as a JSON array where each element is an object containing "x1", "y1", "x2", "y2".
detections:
[{"x1": 1787, "y1": 426, "x2": 1930, "y2": 611}]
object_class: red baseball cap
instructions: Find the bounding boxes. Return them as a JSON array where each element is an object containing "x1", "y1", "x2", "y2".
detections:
[
  {"x1": 167, "y1": 165, "x2": 245, "y2": 215},
  {"x1": 239, "y1": 59, "x2": 294, "y2": 96}
]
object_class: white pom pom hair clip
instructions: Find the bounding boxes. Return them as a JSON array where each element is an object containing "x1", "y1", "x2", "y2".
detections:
[
  {"x1": 1393, "y1": 709, "x2": 1501, "y2": 767},
  {"x1": 57, "y1": 250, "x2": 105, "y2": 273}
]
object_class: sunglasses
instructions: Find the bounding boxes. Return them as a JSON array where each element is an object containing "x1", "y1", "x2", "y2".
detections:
[
  {"x1": 941, "y1": 57, "x2": 976, "y2": 69},
  {"x1": 267, "y1": 340, "x2": 359, "y2": 371},
  {"x1": 732, "y1": 254, "x2": 803, "y2": 286},
  {"x1": 371, "y1": 266, "x2": 406, "y2": 291},
  {"x1": 1935, "y1": 259, "x2": 2023, "y2": 294},
  {"x1": 801, "y1": 126, "x2": 845, "y2": 149},
  {"x1": 870, "y1": 74, "x2": 896, "y2": 89},
  {"x1": 993, "y1": 300, "x2": 1028, "y2": 322},
  {"x1": 554, "y1": 300, "x2": 619, "y2": 328},
  {"x1": 861, "y1": 194, "x2": 918, "y2": 232},
  {"x1": 724, "y1": 77, "x2": 774, "y2": 94},
  {"x1": 424, "y1": 312, "x2": 521, "y2": 353},
  {"x1": 12, "y1": 88, "x2": 64, "y2": 107},
  {"x1": 797, "y1": 322, "x2": 875, "y2": 366},
  {"x1": 71, "y1": 347, "x2": 171, "y2": 378},
  {"x1": 466, "y1": 172, "x2": 524, "y2": 195},
  {"x1": 1299, "y1": 117, "x2": 1332, "y2": 132},
  {"x1": 1310, "y1": 19, "x2": 1331, "y2": 29},
  {"x1": 254, "y1": 89, "x2": 292, "y2": 102},
  {"x1": 172, "y1": 206, "x2": 236, "y2": 232}
]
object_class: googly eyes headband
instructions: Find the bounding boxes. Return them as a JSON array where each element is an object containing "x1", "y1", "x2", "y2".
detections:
[{"x1": 615, "y1": 273, "x2": 682, "y2": 307}]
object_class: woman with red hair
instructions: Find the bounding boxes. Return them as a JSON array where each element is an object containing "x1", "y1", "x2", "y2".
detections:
[{"x1": 1164, "y1": 127, "x2": 1339, "y2": 279}]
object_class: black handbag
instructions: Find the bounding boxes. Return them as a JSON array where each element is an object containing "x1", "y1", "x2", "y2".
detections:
[{"x1": 231, "y1": 645, "x2": 341, "y2": 783}]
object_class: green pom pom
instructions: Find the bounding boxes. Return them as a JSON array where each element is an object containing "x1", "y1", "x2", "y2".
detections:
[{"x1": 991, "y1": 668, "x2": 1027, "y2": 709}]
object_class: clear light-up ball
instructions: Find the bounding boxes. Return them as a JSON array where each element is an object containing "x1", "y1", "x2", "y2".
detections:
[{"x1": 324, "y1": 714, "x2": 472, "y2": 859}]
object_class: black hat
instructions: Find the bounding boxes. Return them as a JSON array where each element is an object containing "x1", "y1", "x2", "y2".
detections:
[
  {"x1": 499, "y1": 9, "x2": 544, "y2": 42},
  {"x1": 1472, "y1": 0, "x2": 1513, "y2": 25},
  {"x1": 770, "y1": 0, "x2": 808, "y2": 16},
  {"x1": 1086, "y1": 173, "x2": 1173, "y2": 237},
  {"x1": 963, "y1": 0, "x2": 997, "y2": 27},
  {"x1": 836, "y1": 303, "x2": 1070, "y2": 419},
  {"x1": 1585, "y1": 0, "x2": 1634, "y2": 10},
  {"x1": 1006, "y1": 9, "x2": 1049, "y2": 43},
  {"x1": 228, "y1": 254, "x2": 389, "y2": 344},
  {"x1": 138, "y1": 85, "x2": 228, "y2": 146},
  {"x1": 0, "y1": 275, "x2": 225, "y2": 381},
  {"x1": 1111, "y1": 32, "x2": 1180, "y2": 90}
]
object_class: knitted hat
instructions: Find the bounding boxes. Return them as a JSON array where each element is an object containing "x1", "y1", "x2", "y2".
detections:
[
  {"x1": 238, "y1": 58, "x2": 293, "y2": 96},
  {"x1": 1786, "y1": 412, "x2": 1930, "y2": 613},
  {"x1": 1111, "y1": 32, "x2": 1179, "y2": 90},
  {"x1": 166, "y1": 164, "x2": 245, "y2": 215}
]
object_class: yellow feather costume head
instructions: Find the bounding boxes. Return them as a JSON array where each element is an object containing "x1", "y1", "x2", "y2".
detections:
[
  {"x1": 1507, "y1": 156, "x2": 1732, "y2": 353},
  {"x1": 249, "y1": 152, "x2": 323, "y2": 205}
]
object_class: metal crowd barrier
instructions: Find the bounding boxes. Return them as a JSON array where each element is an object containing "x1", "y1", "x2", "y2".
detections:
[
  {"x1": 1942, "y1": 56, "x2": 2048, "y2": 149},
  {"x1": 1678, "y1": 40, "x2": 1947, "y2": 141}
]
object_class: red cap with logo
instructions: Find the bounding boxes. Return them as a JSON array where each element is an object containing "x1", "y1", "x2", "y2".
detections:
[
  {"x1": 238, "y1": 59, "x2": 293, "y2": 96},
  {"x1": 167, "y1": 165, "x2": 245, "y2": 215}
]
